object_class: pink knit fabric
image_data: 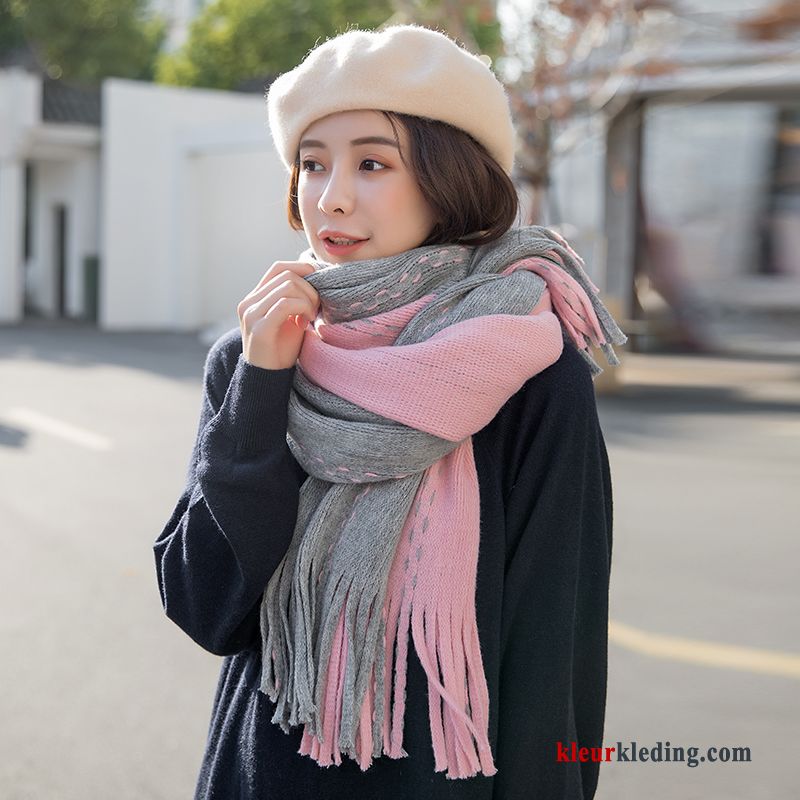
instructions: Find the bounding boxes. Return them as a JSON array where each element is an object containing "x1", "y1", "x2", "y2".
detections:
[{"x1": 294, "y1": 255, "x2": 608, "y2": 777}]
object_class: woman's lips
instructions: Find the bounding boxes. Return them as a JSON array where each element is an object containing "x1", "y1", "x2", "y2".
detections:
[{"x1": 321, "y1": 237, "x2": 369, "y2": 256}]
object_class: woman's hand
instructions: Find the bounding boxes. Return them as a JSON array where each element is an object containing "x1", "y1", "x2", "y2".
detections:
[{"x1": 238, "y1": 261, "x2": 320, "y2": 370}]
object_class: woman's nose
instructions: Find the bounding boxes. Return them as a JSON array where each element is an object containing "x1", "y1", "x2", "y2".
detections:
[{"x1": 318, "y1": 168, "x2": 355, "y2": 216}]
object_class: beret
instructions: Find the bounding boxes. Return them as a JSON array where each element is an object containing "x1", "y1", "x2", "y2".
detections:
[{"x1": 266, "y1": 24, "x2": 516, "y2": 175}]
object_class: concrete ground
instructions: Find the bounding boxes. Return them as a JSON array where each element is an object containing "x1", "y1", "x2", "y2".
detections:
[{"x1": 0, "y1": 320, "x2": 797, "y2": 799}]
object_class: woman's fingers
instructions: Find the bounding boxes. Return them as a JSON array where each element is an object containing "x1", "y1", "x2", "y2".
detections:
[
  {"x1": 252, "y1": 260, "x2": 316, "y2": 296},
  {"x1": 239, "y1": 263, "x2": 319, "y2": 320},
  {"x1": 241, "y1": 282, "x2": 316, "y2": 330},
  {"x1": 237, "y1": 260, "x2": 320, "y2": 370}
]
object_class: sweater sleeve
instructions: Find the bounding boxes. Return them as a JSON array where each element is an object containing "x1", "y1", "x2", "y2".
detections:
[
  {"x1": 495, "y1": 344, "x2": 613, "y2": 799},
  {"x1": 153, "y1": 333, "x2": 304, "y2": 656}
]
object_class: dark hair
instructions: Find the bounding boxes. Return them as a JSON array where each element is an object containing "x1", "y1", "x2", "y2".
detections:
[{"x1": 286, "y1": 111, "x2": 519, "y2": 247}]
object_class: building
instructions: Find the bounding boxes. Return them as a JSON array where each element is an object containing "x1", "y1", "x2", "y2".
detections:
[
  {"x1": 0, "y1": 67, "x2": 303, "y2": 335},
  {"x1": 525, "y1": 0, "x2": 800, "y2": 355},
  {"x1": 3, "y1": 1, "x2": 799, "y2": 354}
]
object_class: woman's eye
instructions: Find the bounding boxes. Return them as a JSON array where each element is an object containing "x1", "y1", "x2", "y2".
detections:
[
  {"x1": 361, "y1": 159, "x2": 386, "y2": 171},
  {"x1": 301, "y1": 159, "x2": 322, "y2": 172}
]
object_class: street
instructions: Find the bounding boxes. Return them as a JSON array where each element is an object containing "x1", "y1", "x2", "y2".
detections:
[{"x1": 1, "y1": 321, "x2": 797, "y2": 799}]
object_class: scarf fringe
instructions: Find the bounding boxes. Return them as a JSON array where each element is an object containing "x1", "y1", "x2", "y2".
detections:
[
  {"x1": 292, "y1": 453, "x2": 496, "y2": 780},
  {"x1": 298, "y1": 591, "x2": 388, "y2": 768},
  {"x1": 278, "y1": 463, "x2": 497, "y2": 780},
  {"x1": 508, "y1": 256, "x2": 627, "y2": 378},
  {"x1": 410, "y1": 601, "x2": 496, "y2": 778},
  {"x1": 266, "y1": 566, "x2": 385, "y2": 749},
  {"x1": 539, "y1": 230, "x2": 628, "y2": 376},
  {"x1": 295, "y1": 584, "x2": 497, "y2": 779}
]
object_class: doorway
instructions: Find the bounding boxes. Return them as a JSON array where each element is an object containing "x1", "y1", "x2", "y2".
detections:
[{"x1": 53, "y1": 203, "x2": 67, "y2": 318}]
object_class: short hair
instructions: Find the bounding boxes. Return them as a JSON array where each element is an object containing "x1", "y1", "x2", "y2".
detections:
[{"x1": 286, "y1": 111, "x2": 519, "y2": 247}]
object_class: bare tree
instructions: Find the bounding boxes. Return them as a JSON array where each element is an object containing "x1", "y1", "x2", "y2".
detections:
[
  {"x1": 388, "y1": 0, "x2": 800, "y2": 226},
  {"x1": 502, "y1": 0, "x2": 682, "y2": 223}
]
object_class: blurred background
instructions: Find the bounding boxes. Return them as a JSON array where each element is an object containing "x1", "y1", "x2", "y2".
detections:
[{"x1": 0, "y1": 0, "x2": 798, "y2": 797}]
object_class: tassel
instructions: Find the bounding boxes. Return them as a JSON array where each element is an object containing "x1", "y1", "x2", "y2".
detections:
[
  {"x1": 298, "y1": 567, "x2": 393, "y2": 767},
  {"x1": 505, "y1": 251, "x2": 628, "y2": 376},
  {"x1": 410, "y1": 600, "x2": 496, "y2": 778},
  {"x1": 299, "y1": 601, "x2": 347, "y2": 764},
  {"x1": 386, "y1": 575, "x2": 414, "y2": 759}
]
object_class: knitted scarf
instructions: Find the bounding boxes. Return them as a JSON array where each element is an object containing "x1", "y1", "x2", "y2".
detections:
[{"x1": 258, "y1": 224, "x2": 626, "y2": 779}]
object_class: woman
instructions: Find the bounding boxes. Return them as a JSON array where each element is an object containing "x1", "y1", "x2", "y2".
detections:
[{"x1": 154, "y1": 24, "x2": 626, "y2": 800}]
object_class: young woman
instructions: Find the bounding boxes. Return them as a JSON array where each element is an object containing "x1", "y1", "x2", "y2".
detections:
[{"x1": 154, "y1": 24, "x2": 626, "y2": 800}]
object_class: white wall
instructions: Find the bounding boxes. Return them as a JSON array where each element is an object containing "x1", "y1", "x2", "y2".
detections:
[
  {"x1": 27, "y1": 149, "x2": 101, "y2": 318},
  {"x1": 642, "y1": 100, "x2": 777, "y2": 291},
  {"x1": 191, "y1": 148, "x2": 307, "y2": 333},
  {"x1": 102, "y1": 78, "x2": 305, "y2": 332},
  {"x1": 0, "y1": 68, "x2": 39, "y2": 323},
  {"x1": 548, "y1": 113, "x2": 608, "y2": 290}
]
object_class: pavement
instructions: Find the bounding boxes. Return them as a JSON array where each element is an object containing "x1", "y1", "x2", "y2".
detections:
[
  {"x1": 0, "y1": 319, "x2": 797, "y2": 799},
  {"x1": 594, "y1": 348, "x2": 799, "y2": 800}
]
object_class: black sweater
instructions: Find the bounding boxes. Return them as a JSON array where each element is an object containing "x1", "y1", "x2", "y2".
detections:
[{"x1": 154, "y1": 325, "x2": 613, "y2": 800}]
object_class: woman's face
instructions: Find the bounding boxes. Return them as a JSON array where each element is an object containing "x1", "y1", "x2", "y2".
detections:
[{"x1": 297, "y1": 110, "x2": 437, "y2": 263}]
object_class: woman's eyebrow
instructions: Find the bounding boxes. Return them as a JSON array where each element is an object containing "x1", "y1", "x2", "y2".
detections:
[{"x1": 299, "y1": 136, "x2": 400, "y2": 150}]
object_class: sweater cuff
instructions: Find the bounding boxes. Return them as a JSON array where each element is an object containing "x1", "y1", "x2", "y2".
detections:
[{"x1": 216, "y1": 353, "x2": 296, "y2": 452}]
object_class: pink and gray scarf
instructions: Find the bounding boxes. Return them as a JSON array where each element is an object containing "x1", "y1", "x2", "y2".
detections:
[{"x1": 258, "y1": 225, "x2": 626, "y2": 778}]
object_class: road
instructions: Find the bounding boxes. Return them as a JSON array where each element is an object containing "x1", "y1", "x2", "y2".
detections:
[{"x1": 0, "y1": 321, "x2": 797, "y2": 799}]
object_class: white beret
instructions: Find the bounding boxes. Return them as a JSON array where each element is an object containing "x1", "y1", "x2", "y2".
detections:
[{"x1": 266, "y1": 24, "x2": 516, "y2": 175}]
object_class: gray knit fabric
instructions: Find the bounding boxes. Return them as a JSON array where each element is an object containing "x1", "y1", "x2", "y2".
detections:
[{"x1": 258, "y1": 224, "x2": 627, "y2": 759}]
